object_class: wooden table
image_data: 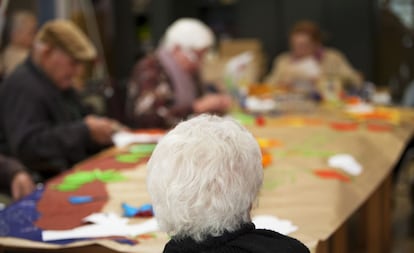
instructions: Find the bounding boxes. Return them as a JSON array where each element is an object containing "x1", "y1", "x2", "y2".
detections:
[{"x1": 0, "y1": 106, "x2": 413, "y2": 253}]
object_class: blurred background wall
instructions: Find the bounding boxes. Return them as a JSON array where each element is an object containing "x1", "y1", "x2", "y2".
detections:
[{"x1": 2, "y1": 0, "x2": 414, "y2": 103}]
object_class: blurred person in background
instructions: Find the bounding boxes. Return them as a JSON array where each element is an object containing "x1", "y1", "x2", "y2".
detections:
[
  {"x1": 147, "y1": 114, "x2": 309, "y2": 253},
  {"x1": 0, "y1": 11, "x2": 37, "y2": 77},
  {"x1": 265, "y1": 20, "x2": 362, "y2": 94},
  {"x1": 0, "y1": 154, "x2": 34, "y2": 201},
  {"x1": 126, "y1": 18, "x2": 231, "y2": 129},
  {"x1": 0, "y1": 20, "x2": 122, "y2": 180}
]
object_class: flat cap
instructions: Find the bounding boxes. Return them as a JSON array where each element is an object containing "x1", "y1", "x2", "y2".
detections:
[{"x1": 36, "y1": 19, "x2": 97, "y2": 61}]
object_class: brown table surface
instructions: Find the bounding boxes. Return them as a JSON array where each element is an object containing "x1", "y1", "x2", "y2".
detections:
[{"x1": 1, "y1": 106, "x2": 414, "y2": 253}]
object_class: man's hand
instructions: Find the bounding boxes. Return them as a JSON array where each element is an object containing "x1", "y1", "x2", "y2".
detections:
[
  {"x1": 84, "y1": 115, "x2": 120, "y2": 145},
  {"x1": 11, "y1": 172, "x2": 35, "y2": 201},
  {"x1": 193, "y1": 94, "x2": 232, "y2": 114}
]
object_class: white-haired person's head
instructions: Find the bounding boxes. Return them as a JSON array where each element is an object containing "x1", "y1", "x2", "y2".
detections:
[
  {"x1": 159, "y1": 18, "x2": 214, "y2": 73},
  {"x1": 161, "y1": 18, "x2": 214, "y2": 52},
  {"x1": 147, "y1": 114, "x2": 263, "y2": 242}
]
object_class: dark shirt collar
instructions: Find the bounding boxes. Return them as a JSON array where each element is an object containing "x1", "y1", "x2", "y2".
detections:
[{"x1": 163, "y1": 223, "x2": 255, "y2": 253}]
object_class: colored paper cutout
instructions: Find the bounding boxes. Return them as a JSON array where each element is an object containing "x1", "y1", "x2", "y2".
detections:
[
  {"x1": 330, "y1": 121, "x2": 359, "y2": 131},
  {"x1": 36, "y1": 180, "x2": 108, "y2": 230},
  {"x1": 262, "y1": 152, "x2": 272, "y2": 168},
  {"x1": 122, "y1": 203, "x2": 154, "y2": 217},
  {"x1": 94, "y1": 170, "x2": 126, "y2": 182},
  {"x1": 314, "y1": 169, "x2": 350, "y2": 182},
  {"x1": 42, "y1": 217, "x2": 159, "y2": 241},
  {"x1": 77, "y1": 155, "x2": 143, "y2": 170},
  {"x1": 68, "y1": 195, "x2": 107, "y2": 205},
  {"x1": 231, "y1": 112, "x2": 255, "y2": 126},
  {"x1": 328, "y1": 154, "x2": 363, "y2": 176},
  {"x1": 129, "y1": 144, "x2": 157, "y2": 154},
  {"x1": 366, "y1": 123, "x2": 392, "y2": 132},
  {"x1": 274, "y1": 148, "x2": 334, "y2": 159},
  {"x1": 255, "y1": 115, "x2": 266, "y2": 126},
  {"x1": 55, "y1": 169, "x2": 125, "y2": 192},
  {"x1": 115, "y1": 154, "x2": 143, "y2": 163},
  {"x1": 348, "y1": 107, "x2": 400, "y2": 125},
  {"x1": 137, "y1": 233, "x2": 156, "y2": 240},
  {"x1": 257, "y1": 138, "x2": 283, "y2": 149},
  {"x1": 266, "y1": 117, "x2": 324, "y2": 127}
]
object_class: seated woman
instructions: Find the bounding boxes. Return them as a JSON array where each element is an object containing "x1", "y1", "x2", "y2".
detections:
[
  {"x1": 265, "y1": 20, "x2": 362, "y2": 96},
  {"x1": 126, "y1": 18, "x2": 231, "y2": 129},
  {"x1": 147, "y1": 114, "x2": 309, "y2": 253}
]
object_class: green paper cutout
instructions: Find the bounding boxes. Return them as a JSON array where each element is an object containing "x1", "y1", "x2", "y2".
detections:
[
  {"x1": 129, "y1": 144, "x2": 156, "y2": 154},
  {"x1": 116, "y1": 153, "x2": 142, "y2": 163},
  {"x1": 95, "y1": 169, "x2": 126, "y2": 182},
  {"x1": 64, "y1": 171, "x2": 96, "y2": 185},
  {"x1": 232, "y1": 112, "x2": 255, "y2": 126},
  {"x1": 55, "y1": 183, "x2": 82, "y2": 192},
  {"x1": 55, "y1": 169, "x2": 126, "y2": 192}
]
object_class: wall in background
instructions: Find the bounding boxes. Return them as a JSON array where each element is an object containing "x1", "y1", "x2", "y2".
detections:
[{"x1": 148, "y1": 0, "x2": 376, "y2": 81}]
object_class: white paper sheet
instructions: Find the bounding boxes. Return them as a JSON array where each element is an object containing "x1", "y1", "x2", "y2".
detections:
[
  {"x1": 112, "y1": 131, "x2": 164, "y2": 148},
  {"x1": 82, "y1": 212, "x2": 129, "y2": 225},
  {"x1": 328, "y1": 154, "x2": 363, "y2": 176},
  {"x1": 42, "y1": 215, "x2": 159, "y2": 241},
  {"x1": 345, "y1": 103, "x2": 374, "y2": 114},
  {"x1": 245, "y1": 96, "x2": 276, "y2": 113},
  {"x1": 252, "y1": 215, "x2": 298, "y2": 235}
]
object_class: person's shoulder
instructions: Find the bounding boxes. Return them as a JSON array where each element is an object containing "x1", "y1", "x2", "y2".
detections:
[
  {"x1": 3, "y1": 60, "x2": 31, "y2": 83},
  {"x1": 1, "y1": 61, "x2": 40, "y2": 96},
  {"x1": 323, "y1": 47, "x2": 347, "y2": 59},
  {"x1": 252, "y1": 229, "x2": 310, "y2": 253},
  {"x1": 274, "y1": 52, "x2": 291, "y2": 63}
]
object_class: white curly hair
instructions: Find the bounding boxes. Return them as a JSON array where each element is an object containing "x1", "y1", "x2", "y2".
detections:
[
  {"x1": 147, "y1": 114, "x2": 263, "y2": 242},
  {"x1": 161, "y1": 18, "x2": 214, "y2": 51}
]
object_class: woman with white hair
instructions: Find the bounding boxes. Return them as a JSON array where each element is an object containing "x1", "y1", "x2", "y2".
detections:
[
  {"x1": 127, "y1": 18, "x2": 231, "y2": 129},
  {"x1": 147, "y1": 114, "x2": 309, "y2": 253}
]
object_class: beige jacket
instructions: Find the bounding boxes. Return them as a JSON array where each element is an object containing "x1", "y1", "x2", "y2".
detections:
[
  {"x1": 265, "y1": 48, "x2": 362, "y2": 87},
  {"x1": 0, "y1": 45, "x2": 29, "y2": 76}
]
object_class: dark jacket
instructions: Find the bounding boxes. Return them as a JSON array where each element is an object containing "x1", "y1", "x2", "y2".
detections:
[
  {"x1": 0, "y1": 57, "x2": 101, "y2": 178},
  {"x1": 0, "y1": 154, "x2": 26, "y2": 195},
  {"x1": 163, "y1": 223, "x2": 310, "y2": 253}
]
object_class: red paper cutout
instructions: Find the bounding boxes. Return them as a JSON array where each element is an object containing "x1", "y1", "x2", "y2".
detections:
[
  {"x1": 256, "y1": 116, "x2": 266, "y2": 126},
  {"x1": 366, "y1": 123, "x2": 392, "y2": 132},
  {"x1": 314, "y1": 169, "x2": 350, "y2": 182},
  {"x1": 330, "y1": 122, "x2": 359, "y2": 131},
  {"x1": 35, "y1": 153, "x2": 147, "y2": 230},
  {"x1": 36, "y1": 174, "x2": 107, "y2": 230}
]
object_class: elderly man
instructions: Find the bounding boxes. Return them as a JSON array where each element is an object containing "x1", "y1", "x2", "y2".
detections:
[
  {"x1": 147, "y1": 115, "x2": 309, "y2": 253},
  {"x1": 127, "y1": 18, "x2": 231, "y2": 128},
  {"x1": 0, "y1": 20, "x2": 117, "y2": 179}
]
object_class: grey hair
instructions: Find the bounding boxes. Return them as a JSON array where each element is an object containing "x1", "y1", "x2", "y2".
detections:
[{"x1": 147, "y1": 114, "x2": 263, "y2": 242}]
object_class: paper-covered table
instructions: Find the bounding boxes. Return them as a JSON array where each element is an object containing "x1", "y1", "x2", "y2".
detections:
[{"x1": 0, "y1": 106, "x2": 413, "y2": 253}]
